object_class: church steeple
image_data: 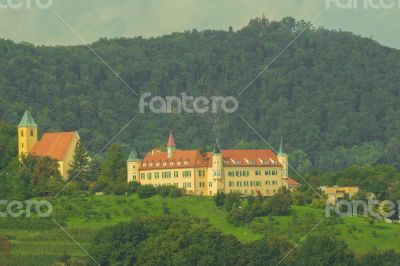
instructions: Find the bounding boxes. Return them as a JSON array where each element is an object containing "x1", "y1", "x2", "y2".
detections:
[
  {"x1": 18, "y1": 110, "x2": 38, "y2": 160},
  {"x1": 277, "y1": 134, "x2": 288, "y2": 179}
]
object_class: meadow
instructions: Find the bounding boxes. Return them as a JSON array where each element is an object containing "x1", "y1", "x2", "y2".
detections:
[{"x1": 1, "y1": 194, "x2": 399, "y2": 265}]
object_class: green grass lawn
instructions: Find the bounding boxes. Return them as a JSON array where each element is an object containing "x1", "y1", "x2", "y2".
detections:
[{"x1": 1, "y1": 194, "x2": 399, "y2": 265}]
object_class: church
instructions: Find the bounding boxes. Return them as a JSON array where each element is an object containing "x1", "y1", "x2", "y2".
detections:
[
  {"x1": 18, "y1": 110, "x2": 79, "y2": 179},
  {"x1": 128, "y1": 130, "x2": 299, "y2": 196}
]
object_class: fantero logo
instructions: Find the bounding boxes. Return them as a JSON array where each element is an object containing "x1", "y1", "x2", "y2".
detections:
[
  {"x1": 139, "y1": 92, "x2": 239, "y2": 114},
  {"x1": 325, "y1": 0, "x2": 400, "y2": 9},
  {"x1": 0, "y1": 0, "x2": 53, "y2": 9}
]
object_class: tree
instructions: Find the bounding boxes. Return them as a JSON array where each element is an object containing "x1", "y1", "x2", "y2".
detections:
[
  {"x1": 68, "y1": 140, "x2": 95, "y2": 181},
  {"x1": 100, "y1": 144, "x2": 126, "y2": 182},
  {"x1": 267, "y1": 187, "x2": 291, "y2": 215},
  {"x1": 291, "y1": 235, "x2": 356, "y2": 265}
]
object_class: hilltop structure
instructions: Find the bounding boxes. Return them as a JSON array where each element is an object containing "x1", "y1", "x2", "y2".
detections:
[
  {"x1": 128, "y1": 130, "x2": 299, "y2": 196},
  {"x1": 18, "y1": 110, "x2": 79, "y2": 179}
]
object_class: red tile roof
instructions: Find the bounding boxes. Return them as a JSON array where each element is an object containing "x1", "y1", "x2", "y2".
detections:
[
  {"x1": 288, "y1": 177, "x2": 300, "y2": 186},
  {"x1": 167, "y1": 130, "x2": 176, "y2": 147},
  {"x1": 31, "y1": 132, "x2": 78, "y2": 161},
  {"x1": 141, "y1": 149, "x2": 281, "y2": 169},
  {"x1": 221, "y1": 149, "x2": 282, "y2": 167}
]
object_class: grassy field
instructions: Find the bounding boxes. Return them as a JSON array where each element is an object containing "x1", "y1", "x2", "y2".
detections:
[{"x1": 1, "y1": 194, "x2": 399, "y2": 265}]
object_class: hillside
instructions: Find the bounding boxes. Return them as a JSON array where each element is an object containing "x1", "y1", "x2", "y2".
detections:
[
  {"x1": 1, "y1": 195, "x2": 399, "y2": 265},
  {"x1": 1, "y1": 17, "x2": 400, "y2": 171}
]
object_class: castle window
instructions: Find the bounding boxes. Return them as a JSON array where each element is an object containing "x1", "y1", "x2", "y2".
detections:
[
  {"x1": 21, "y1": 143, "x2": 24, "y2": 148},
  {"x1": 174, "y1": 171, "x2": 178, "y2": 178},
  {"x1": 236, "y1": 181, "x2": 242, "y2": 187},
  {"x1": 30, "y1": 130, "x2": 34, "y2": 137},
  {"x1": 131, "y1": 174, "x2": 136, "y2": 180},
  {"x1": 199, "y1": 182, "x2": 205, "y2": 188},
  {"x1": 229, "y1": 181, "x2": 234, "y2": 187},
  {"x1": 255, "y1": 170, "x2": 261, "y2": 176},
  {"x1": 177, "y1": 161, "x2": 181, "y2": 166},
  {"x1": 20, "y1": 130, "x2": 23, "y2": 137},
  {"x1": 244, "y1": 181, "x2": 249, "y2": 187},
  {"x1": 243, "y1": 171, "x2": 249, "y2": 177},
  {"x1": 198, "y1": 170, "x2": 205, "y2": 177},
  {"x1": 235, "y1": 171, "x2": 241, "y2": 177},
  {"x1": 140, "y1": 173, "x2": 145, "y2": 180},
  {"x1": 163, "y1": 162, "x2": 167, "y2": 166},
  {"x1": 208, "y1": 182, "x2": 213, "y2": 187},
  {"x1": 184, "y1": 160, "x2": 189, "y2": 165},
  {"x1": 227, "y1": 171, "x2": 234, "y2": 177},
  {"x1": 155, "y1": 172, "x2": 159, "y2": 179},
  {"x1": 147, "y1": 173, "x2": 152, "y2": 180},
  {"x1": 170, "y1": 161, "x2": 174, "y2": 166}
]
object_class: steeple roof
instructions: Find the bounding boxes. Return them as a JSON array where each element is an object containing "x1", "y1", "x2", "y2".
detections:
[
  {"x1": 18, "y1": 110, "x2": 37, "y2": 127},
  {"x1": 127, "y1": 147, "x2": 142, "y2": 162},
  {"x1": 278, "y1": 135, "x2": 285, "y2": 155},
  {"x1": 167, "y1": 129, "x2": 176, "y2": 147},
  {"x1": 213, "y1": 138, "x2": 221, "y2": 154}
]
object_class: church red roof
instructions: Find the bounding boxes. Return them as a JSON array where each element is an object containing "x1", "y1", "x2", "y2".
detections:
[{"x1": 31, "y1": 132, "x2": 78, "y2": 161}]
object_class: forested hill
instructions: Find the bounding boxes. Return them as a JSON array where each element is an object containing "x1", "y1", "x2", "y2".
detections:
[{"x1": 1, "y1": 17, "x2": 400, "y2": 171}]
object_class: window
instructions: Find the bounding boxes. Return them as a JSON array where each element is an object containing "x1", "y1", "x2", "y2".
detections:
[
  {"x1": 255, "y1": 170, "x2": 261, "y2": 176},
  {"x1": 250, "y1": 181, "x2": 255, "y2": 187},
  {"x1": 162, "y1": 172, "x2": 167, "y2": 179},
  {"x1": 198, "y1": 170, "x2": 205, "y2": 177},
  {"x1": 156, "y1": 163, "x2": 160, "y2": 166},
  {"x1": 166, "y1": 172, "x2": 171, "y2": 179},
  {"x1": 21, "y1": 143, "x2": 24, "y2": 148},
  {"x1": 143, "y1": 163, "x2": 147, "y2": 167},
  {"x1": 266, "y1": 181, "x2": 271, "y2": 185},
  {"x1": 183, "y1": 182, "x2": 191, "y2": 188},
  {"x1": 208, "y1": 182, "x2": 213, "y2": 187},
  {"x1": 229, "y1": 181, "x2": 234, "y2": 187},
  {"x1": 170, "y1": 161, "x2": 175, "y2": 166},
  {"x1": 228, "y1": 171, "x2": 234, "y2": 177},
  {"x1": 30, "y1": 130, "x2": 34, "y2": 137},
  {"x1": 147, "y1": 173, "x2": 152, "y2": 180},
  {"x1": 183, "y1": 171, "x2": 192, "y2": 178},
  {"x1": 255, "y1": 181, "x2": 261, "y2": 186},
  {"x1": 199, "y1": 182, "x2": 205, "y2": 188},
  {"x1": 140, "y1": 173, "x2": 145, "y2": 180},
  {"x1": 174, "y1": 171, "x2": 179, "y2": 178},
  {"x1": 236, "y1": 181, "x2": 242, "y2": 187},
  {"x1": 243, "y1": 171, "x2": 249, "y2": 177},
  {"x1": 244, "y1": 181, "x2": 249, "y2": 187},
  {"x1": 149, "y1": 163, "x2": 153, "y2": 167},
  {"x1": 163, "y1": 162, "x2": 167, "y2": 166},
  {"x1": 155, "y1": 172, "x2": 159, "y2": 179},
  {"x1": 235, "y1": 171, "x2": 242, "y2": 177},
  {"x1": 20, "y1": 130, "x2": 23, "y2": 137},
  {"x1": 177, "y1": 161, "x2": 181, "y2": 166},
  {"x1": 184, "y1": 160, "x2": 189, "y2": 165},
  {"x1": 213, "y1": 170, "x2": 221, "y2": 177}
]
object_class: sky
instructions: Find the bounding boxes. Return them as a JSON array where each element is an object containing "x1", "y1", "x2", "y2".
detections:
[{"x1": 0, "y1": 0, "x2": 399, "y2": 49}]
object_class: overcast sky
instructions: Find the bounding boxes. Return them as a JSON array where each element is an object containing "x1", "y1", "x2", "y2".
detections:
[{"x1": 0, "y1": 0, "x2": 399, "y2": 48}]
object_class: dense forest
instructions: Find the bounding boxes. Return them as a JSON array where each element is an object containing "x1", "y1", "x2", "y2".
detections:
[{"x1": 1, "y1": 16, "x2": 400, "y2": 171}]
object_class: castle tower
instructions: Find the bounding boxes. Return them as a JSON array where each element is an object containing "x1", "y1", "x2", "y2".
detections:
[
  {"x1": 210, "y1": 139, "x2": 224, "y2": 195},
  {"x1": 18, "y1": 110, "x2": 38, "y2": 161},
  {"x1": 277, "y1": 135, "x2": 288, "y2": 180},
  {"x1": 167, "y1": 129, "x2": 176, "y2": 158},
  {"x1": 127, "y1": 147, "x2": 142, "y2": 183}
]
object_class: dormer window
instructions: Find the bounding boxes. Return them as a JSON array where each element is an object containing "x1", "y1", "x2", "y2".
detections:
[
  {"x1": 170, "y1": 161, "x2": 174, "y2": 166},
  {"x1": 184, "y1": 160, "x2": 189, "y2": 165},
  {"x1": 143, "y1": 163, "x2": 147, "y2": 167},
  {"x1": 177, "y1": 161, "x2": 181, "y2": 166},
  {"x1": 163, "y1": 162, "x2": 167, "y2": 166},
  {"x1": 156, "y1": 162, "x2": 160, "y2": 166},
  {"x1": 149, "y1": 163, "x2": 153, "y2": 167}
]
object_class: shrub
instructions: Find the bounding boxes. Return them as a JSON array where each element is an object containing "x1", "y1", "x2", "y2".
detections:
[
  {"x1": 214, "y1": 191, "x2": 226, "y2": 207},
  {"x1": 227, "y1": 207, "x2": 254, "y2": 226},
  {"x1": 137, "y1": 185, "x2": 157, "y2": 199},
  {"x1": 168, "y1": 186, "x2": 183, "y2": 198}
]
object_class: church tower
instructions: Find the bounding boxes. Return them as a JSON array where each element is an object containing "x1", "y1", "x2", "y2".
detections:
[
  {"x1": 18, "y1": 110, "x2": 38, "y2": 161},
  {"x1": 277, "y1": 135, "x2": 288, "y2": 180}
]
